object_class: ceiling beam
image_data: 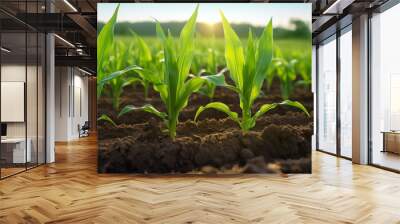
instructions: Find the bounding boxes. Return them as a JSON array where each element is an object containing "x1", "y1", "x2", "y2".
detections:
[
  {"x1": 323, "y1": 0, "x2": 356, "y2": 14},
  {"x1": 55, "y1": 55, "x2": 96, "y2": 73},
  {"x1": 67, "y1": 13, "x2": 97, "y2": 46}
]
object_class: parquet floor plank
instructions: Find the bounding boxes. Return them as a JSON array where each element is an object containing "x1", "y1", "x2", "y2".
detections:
[{"x1": 0, "y1": 135, "x2": 399, "y2": 223}]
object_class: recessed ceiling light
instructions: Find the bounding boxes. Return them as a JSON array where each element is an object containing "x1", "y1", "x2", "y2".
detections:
[
  {"x1": 78, "y1": 67, "x2": 92, "y2": 76},
  {"x1": 1, "y1": 47, "x2": 11, "y2": 53},
  {"x1": 63, "y1": 0, "x2": 78, "y2": 12},
  {"x1": 54, "y1": 34, "x2": 75, "y2": 48}
]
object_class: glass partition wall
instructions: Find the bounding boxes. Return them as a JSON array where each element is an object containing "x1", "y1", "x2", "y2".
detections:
[
  {"x1": 316, "y1": 26, "x2": 353, "y2": 159},
  {"x1": 370, "y1": 3, "x2": 400, "y2": 171},
  {"x1": 0, "y1": 2, "x2": 46, "y2": 179},
  {"x1": 317, "y1": 35, "x2": 337, "y2": 154}
]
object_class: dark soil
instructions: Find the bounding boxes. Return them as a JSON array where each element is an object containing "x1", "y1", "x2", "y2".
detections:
[
  {"x1": 98, "y1": 83, "x2": 313, "y2": 126},
  {"x1": 98, "y1": 82, "x2": 313, "y2": 174},
  {"x1": 98, "y1": 121, "x2": 311, "y2": 174}
]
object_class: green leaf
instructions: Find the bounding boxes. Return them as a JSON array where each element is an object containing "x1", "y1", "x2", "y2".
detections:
[
  {"x1": 98, "y1": 114, "x2": 117, "y2": 127},
  {"x1": 224, "y1": 84, "x2": 240, "y2": 94},
  {"x1": 295, "y1": 80, "x2": 311, "y2": 87},
  {"x1": 176, "y1": 77, "x2": 205, "y2": 112},
  {"x1": 280, "y1": 100, "x2": 310, "y2": 117},
  {"x1": 118, "y1": 104, "x2": 167, "y2": 120},
  {"x1": 198, "y1": 67, "x2": 228, "y2": 86},
  {"x1": 153, "y1": 6, "x2": 200, "y2": 139},
  {"x1": 157, "y1": 24, "x2": 179, "y2": 114},
  {"x1": 177, "y1": 4, "x2": 199, "y2": 83},
  {"x1": 131, "y1": 31, "x2": 152, "y2": 63},
  {"x1": 97, "y1": 4, "x2": 120, "y2": 73},
  {"x1": 242, "y1": 29, "x2": 256, "y2": 111},
  {"x1": 251, "y1": 19, "x2": 273, "y2": 103},
  {"x1": 123, "y1": 77, "x2": 143, "y2": 87},
  {"x1": 153, "y1": 83, "x2": 169, "y2": 105},
  {"x1": 253, "y1": 103, "x2": 278, "y2": 121},
  {"x1": 98, "y1": 65, "x2": 143, "y2": 90},
  {"x1": 197, "y1": 68, "x2": 228, "y2": 98},
  {"x1": 249, "y1": 100, "x2": 309, "y2": 130},
  {"x1": 220, "y1": 10, "x2": 244, "y2": 91},
  {"x1": 194, "y1": 102, "x2": 239, "y2": 124}
]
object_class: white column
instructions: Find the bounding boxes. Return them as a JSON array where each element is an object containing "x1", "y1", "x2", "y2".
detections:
[
  {"x1": 312, "y1": 45, "x2": 317, "y2": 151},
  {"x1": 46, "y1": 32, "x2": 55, "y2": 163},
  {"x1": 352, "y1": 14, "x2": 369, "y2": 164}
]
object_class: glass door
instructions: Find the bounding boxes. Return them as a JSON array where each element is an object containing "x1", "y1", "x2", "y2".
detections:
[
  {"x1": 0, "y1": 0, "x2": 47, "y2": 179},
  {"x1": 1, "y1": 31, "x2": 28, "y2": 178},
  {"x1": 317, "y1": 35, "x2": 337, "y2": 154},
  {"x1": 339, "y1": 26, "x2": 352, "y2": 158}
]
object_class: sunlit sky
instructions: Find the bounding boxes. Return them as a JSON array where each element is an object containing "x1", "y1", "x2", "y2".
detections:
[{"x1": 98, "y1": 3, "x2": 311, "y2": 28}]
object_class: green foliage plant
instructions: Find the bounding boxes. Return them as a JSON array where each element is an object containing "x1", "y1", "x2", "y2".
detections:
[
  {"x1": 195, "y1": 12, "x2": 309, "y2": 132},
  {"x1": 118, "y1": 6, "x2": 224, "y2": 139},
  {"x1": 129, "y1": 31, "x2": 165, "y2": 100},
  {"x1": 97, "y1": 4, "x2": 142, "y2": 125}
]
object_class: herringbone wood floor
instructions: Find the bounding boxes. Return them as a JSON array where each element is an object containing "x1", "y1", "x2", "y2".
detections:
[{"x1": 1, "y1": 135, "x2": 400, "y2": 224}]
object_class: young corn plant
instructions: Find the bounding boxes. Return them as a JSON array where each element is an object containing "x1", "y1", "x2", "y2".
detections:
[
  {"x1": 293, "y1": 51, "x2": 312, "y2": 89},
  {"x1": 118, "y1": 6, "x2": 224, "y2": 139},
  {"x1": 195, "y1": 12, "x2": 309, "y2": 132},
  {"x1": 103, "y1": 41, "x2": 143, "y2": 110},
  {"x1": 191, "y1": 37, "x2": 226, "y2": 99},
  {"x1": 198, "y1": 46, "x2": 227, "y2": 99},
  {"x1": 97, "y1": 4, "x2": 142, "y2": 125},
  {"x1": 264, "y1": 46, "x2": 284, "y2": 92},
  {"x1": 274, "y1": 56, "x2": 298, "y2": 100},
  {"x1": 129, "y1": 31, "x2": 164, "y2": 99},
  {"x1": 272, "y1": 48, "x2": 312, "y2": 99},
  {"x1": 97, "y1": 4, "x2": 120, "y2": 98}
]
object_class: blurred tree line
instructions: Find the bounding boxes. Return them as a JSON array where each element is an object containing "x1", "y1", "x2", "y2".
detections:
[{"x1": 98, "y1": 19, "x2": 311, "y2": 39}]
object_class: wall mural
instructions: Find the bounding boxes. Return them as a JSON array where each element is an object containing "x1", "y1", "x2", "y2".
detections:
[{"x1": 97, "y1": 3, "x2": 313, "y2": 174}]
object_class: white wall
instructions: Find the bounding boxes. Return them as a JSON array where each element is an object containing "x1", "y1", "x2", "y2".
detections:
[
  {"x1": 0, "y1": 65, "x2": 42, "y2": 138},
  {"x1": 55, "y1": 67, "x2": 89, "y2": 141},
  {"x1": 72, "y1": 73, "x2": 89, "y2": 138},
  {"x1": 55, "y1": 66, "x2": 70, "y2": 141},
  {"x1": 1, "y1": 65, "x2": 26, "y2": 138}
]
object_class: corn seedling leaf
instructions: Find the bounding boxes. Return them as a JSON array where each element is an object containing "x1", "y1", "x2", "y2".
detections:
[
  {"x1": 176, "y1": 77, "x2": 204, "y2": 112},
  {"x1": 99, "y1": 65, "x2": 143, "y2": 85},
  {"x1": 242, "y1": 29, "x2": 256, "y2": 111},
  {"x1": 253, "y1": 103, "x2": 278, "y2": 121},
  {"x1": 198, "y1": 67, "x2": 228, "y2": 86},
  {"x1": 97, "y1": 4, "x2": 119, "y2": 78},
  {"x1": 123, "y1": 77, "x2": 143, "y2": 87},
  {"x1": 98, "y1": 114, "x2": 117, "y2": 127},
  {"x1": 177, "y1": 4, "x2": 199, "y2": 85},
  {"x1": 131, "y1": 31, "x2": 153, "y2": 63},
  {"x1": 195, "y1": 102, "x2": 239, "y2": 124},
  {"x1": 251, "y1": 19, "x2": 273, "y2": 103},
  {"x1": 280, "y1": 100, "x2": 310, "y2": 117},
  {"x1": 220, "y1": 11, "x2": 244, "y2": 90},
  {"x1": 118, "y1": 104, "x2": 167, "y2": 121}
]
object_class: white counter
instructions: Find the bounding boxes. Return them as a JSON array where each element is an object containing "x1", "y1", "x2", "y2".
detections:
[{"x1": 1, "y1": 138, "x2": 32, "y2": 163}]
